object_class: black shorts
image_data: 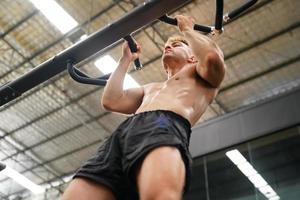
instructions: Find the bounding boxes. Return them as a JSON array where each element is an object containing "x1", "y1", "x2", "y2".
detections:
[{"x1": 74, "y1": 110, "x2": 192, "y2": 199}]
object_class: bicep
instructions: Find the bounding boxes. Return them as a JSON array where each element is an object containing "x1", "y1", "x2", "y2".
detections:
[
  {"x1": 196, "y1": 51, "x2": 225, "y2": 88},
  {"x1": 102, "y1": 86, "x2": 144, "y2": 114}
]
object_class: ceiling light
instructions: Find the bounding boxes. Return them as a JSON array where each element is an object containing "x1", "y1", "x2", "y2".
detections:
[
  {"x1": 268, "y1": 196, "x2": 280, "y2": 200},
  {"x1": 226, "y1": 149, "x2": 280, "y2": 200},
  {"x1": 258, "y1": 185, "x2": 277, "y2": 198},
  {"x1": 29, "y1": 0, "x2": 78, "y2": 34},
  {"x1": 248, "y1": 173, "x2": 268, "y2": 188},
  {"x1": 237, "y1": 162, "x2": 258, "y2": 177},
  {"x1": 95, "y1": 55, "x2": 140, "y2": 89},
  {"x1": 1, "y1": 164, "x2": 45, "y2": 194},
  {"x1": 225, "y1": 149, "x2": 247, "y2": 165}
]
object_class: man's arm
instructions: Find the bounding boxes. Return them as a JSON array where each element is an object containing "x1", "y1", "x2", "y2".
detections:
[
  {"x1": 101, "y1": 42, "x2": 144, "y2": 114},
  {"x1": 176, "y1": 15, "x2": 225, "y2": 88}
]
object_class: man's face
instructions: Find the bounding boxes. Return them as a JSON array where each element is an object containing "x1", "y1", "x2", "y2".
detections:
[
  {"x1": 163, "y1": 40, "x2": 192, "y2": 61},
  {"x1": 162, "y1": 39, "x2": 194, "y2": 74}
]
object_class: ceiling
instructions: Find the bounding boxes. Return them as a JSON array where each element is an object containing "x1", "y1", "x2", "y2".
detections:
[{"x1": 0, "y1": 0, "x2": 299, "y2": 199}]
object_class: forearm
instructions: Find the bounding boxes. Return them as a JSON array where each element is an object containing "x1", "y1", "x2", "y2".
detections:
[
  {"x1": 183, "y1": 29, "x2": 225, "y2": 87},
  {"x1": 182, "y1": 29, "x2": 222, "y2": 62},
  {"x1": 102, "y1": 57, "x2": 130, "y2": 103}
]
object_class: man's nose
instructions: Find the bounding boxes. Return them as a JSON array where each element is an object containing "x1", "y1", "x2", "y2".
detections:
[{"x1": 164, "y1": 45, "x2": 171, "y2": 51}]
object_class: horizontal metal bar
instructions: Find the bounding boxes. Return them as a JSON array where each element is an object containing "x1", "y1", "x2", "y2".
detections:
[{"x1": 0, "y1": 0, "x2": 191, "y2": 106}]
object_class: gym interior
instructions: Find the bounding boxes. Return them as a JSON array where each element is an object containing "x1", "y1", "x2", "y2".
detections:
[{"x1": 0, "y1": 0, "x2": 299, "y2": 199}]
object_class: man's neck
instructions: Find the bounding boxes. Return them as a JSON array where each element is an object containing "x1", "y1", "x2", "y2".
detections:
[{"x1": 167, "y1": 65, "x2": 185, "y2": 79}]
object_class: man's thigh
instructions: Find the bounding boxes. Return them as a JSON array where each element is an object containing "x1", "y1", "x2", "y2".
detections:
[
  {"x1": 136, "y1": 146, "x2": 186, "y2": 197},
  {"x1": 61, "y1": 177, "x2": 116, "y2": 200}
]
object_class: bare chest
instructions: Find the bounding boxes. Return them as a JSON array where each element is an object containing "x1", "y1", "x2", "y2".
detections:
[{"x1": 144, "y1": 67, "x2": 217, "y2": 103}]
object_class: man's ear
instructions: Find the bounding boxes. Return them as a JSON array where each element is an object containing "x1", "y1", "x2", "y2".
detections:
[{"x1": 187, "y1": 55, "x2": 198, "y2": 64}]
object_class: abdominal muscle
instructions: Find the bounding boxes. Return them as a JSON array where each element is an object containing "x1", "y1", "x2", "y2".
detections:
[{"x1": 135, "y1": 71, "x2": 218, "y2": 126}]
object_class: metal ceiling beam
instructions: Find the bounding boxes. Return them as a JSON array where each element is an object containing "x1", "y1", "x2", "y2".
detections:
[
  {"x1": 221, "y1": 21, "x2": 300, "y2": 92},
  {"x1": 220, "y1": 54, "x2": 300, "y2": 93},
  {"x1": 0, "y1": 10, "x2": 38, "y2": 39},
  {"x1": 224, "y1": 21, "x2": 300, "y2": 61}
]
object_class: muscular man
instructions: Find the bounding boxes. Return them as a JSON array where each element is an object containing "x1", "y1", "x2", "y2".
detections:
[{"x1": 62, "y1": 15, "x2": 225, "y2": 200}]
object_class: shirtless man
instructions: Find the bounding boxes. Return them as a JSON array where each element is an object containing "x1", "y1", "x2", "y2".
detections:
[{"x1": 62, "y1": 15, "x2": 225, "y2": 200}]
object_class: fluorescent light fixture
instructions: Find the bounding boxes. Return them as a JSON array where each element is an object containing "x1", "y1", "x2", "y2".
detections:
[
  {"x1": 259, "y1": 185, "x2": 277, "y2": 198},
  {"x1": 237, "y1": 162, "x2": 257, "y2": 177},
  {"x1": 95, "y1": 55, "x2": 140, "y2": 89},
  {"x1": 225, "y1": 149, "x2": 247, "y2": 165},
  {"x1": 269, "y1": 196, "x2": 280, "y2": 200},
  {"x1": 29, "y1": 0, "x2": 78, "y2": 33},
  {"x1": 248, "y1": 173, "x2": 268, "y2": 188},
  {"x1": 1, "y1": 164, "x2": 45, "y2": 194},
  {"x1": 226, "y1": 149, "x2": 280, "y2": 200}
]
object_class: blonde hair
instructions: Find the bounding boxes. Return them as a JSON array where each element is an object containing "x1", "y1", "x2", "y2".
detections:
[{"x1": 166, "y1": 35, "x2": 189, "y2": 46}]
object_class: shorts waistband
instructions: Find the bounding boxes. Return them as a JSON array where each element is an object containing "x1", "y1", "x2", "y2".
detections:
[{"x1": 133, "y1": 110, "x2": 191, "y2": 131}]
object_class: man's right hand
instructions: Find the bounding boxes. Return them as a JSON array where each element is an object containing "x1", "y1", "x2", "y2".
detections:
[
  {"x1": 102, "y1": 41, "x2": 144, "y2": 114},
  {"x1": 121, "y1": 41, "x2": 141, "y2": 63}
]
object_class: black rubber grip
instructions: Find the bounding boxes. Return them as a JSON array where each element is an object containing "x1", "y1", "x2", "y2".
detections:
[
  {"x1": 123, "y1": 35, "x2": 143, "y2": 70},
  {"x1": 215, "y1": 0, "x2": 224, "y2": 31},
  {"x1": 67, "y1": 62, "x2": 107, "y2": 86},
  {"x1": 159, "y1": 15, "x2": 212, "y2": 33}
]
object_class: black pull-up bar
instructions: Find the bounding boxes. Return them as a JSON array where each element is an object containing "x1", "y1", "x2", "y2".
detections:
[
  {"x1": 0, "y1": 0, "x2": 192, "y2": 106},
  {"x1": 66, "y1": 0, "x2": 257, "y2": 87},
  {"x1": 67, "y1": 35, "x2": 140, "y2": 86},
  {"x1": 0, "y1": 0, "x2": 257, "y2": 106},
  {"x1": 160, "y1": 0, "x2": 257, "y2": 34}
]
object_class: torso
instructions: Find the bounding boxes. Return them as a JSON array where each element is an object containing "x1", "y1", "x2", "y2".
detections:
[{"x1": 135, "y1": 64, "x2": 219, "y2": 126}]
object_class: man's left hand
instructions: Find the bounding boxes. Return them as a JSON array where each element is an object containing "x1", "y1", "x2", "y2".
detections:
[{"x1": 175, "y1": 15, "x2": 195, "y2": 32}]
